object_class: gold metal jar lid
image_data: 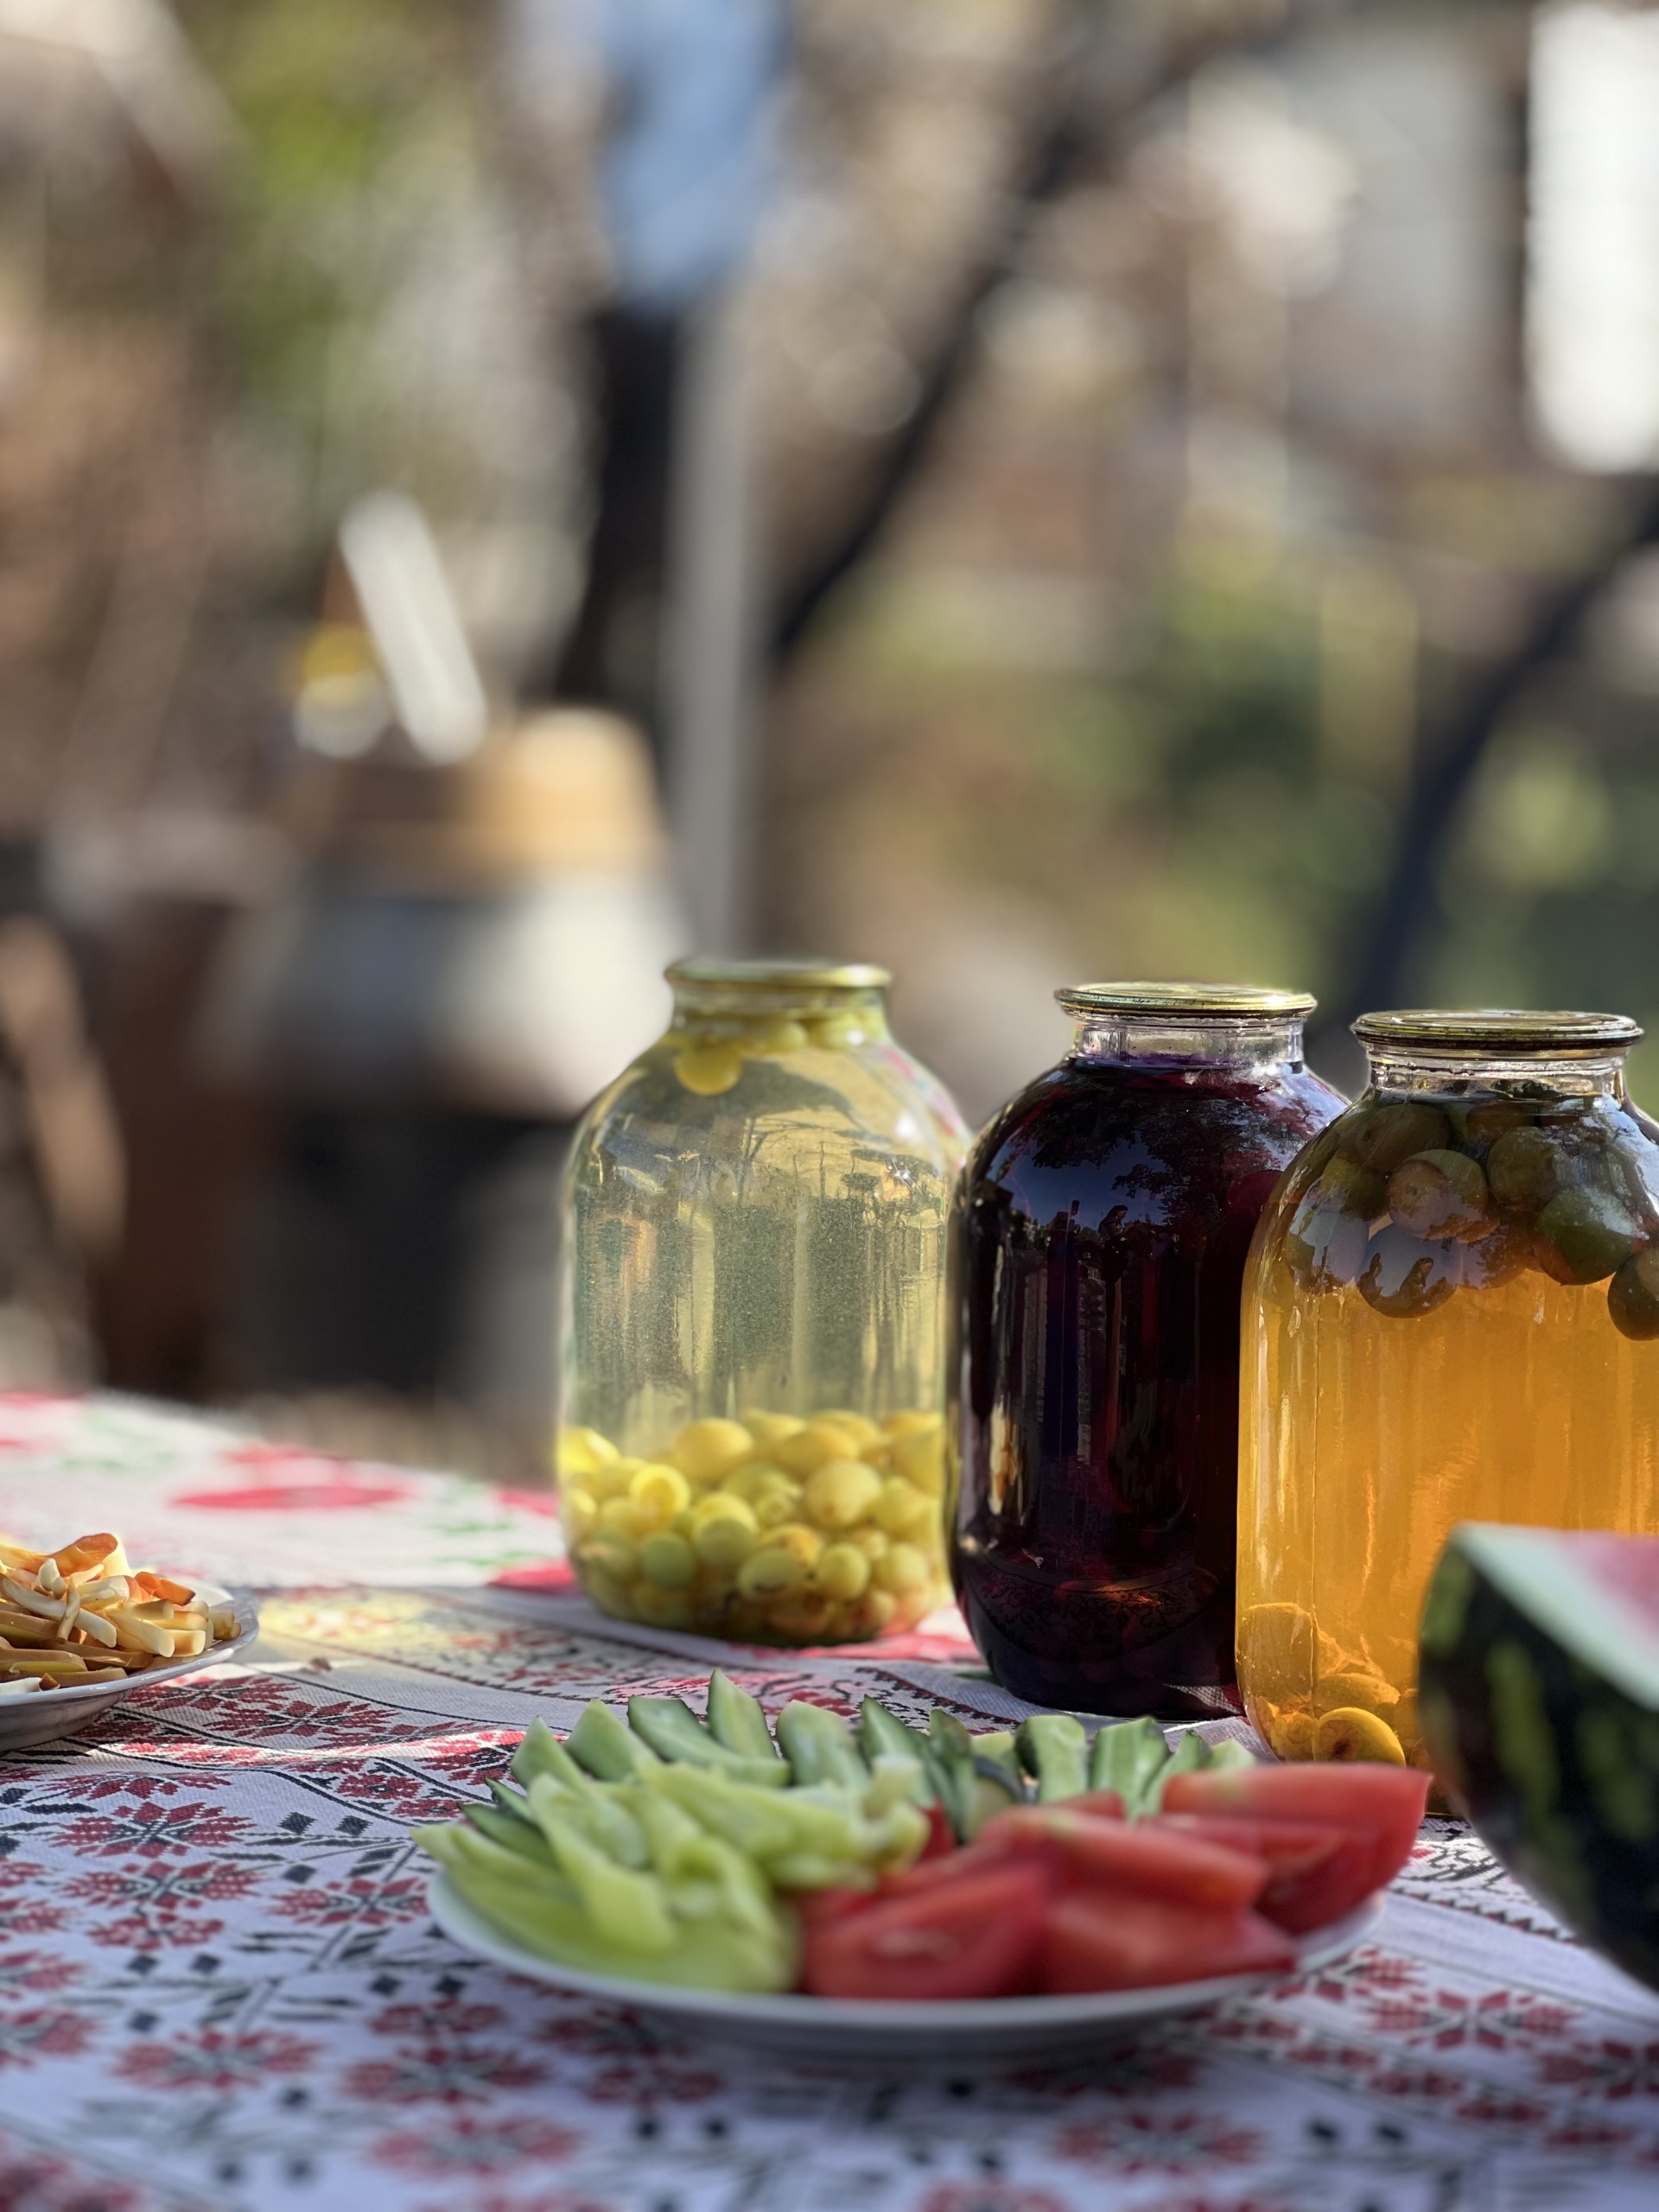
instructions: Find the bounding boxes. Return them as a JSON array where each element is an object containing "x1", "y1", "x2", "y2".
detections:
[
  {"x1": 1056, "y1": 981, "x2": 1316, "y2": 1018},
  {"x1": 667, "y1": 958, "x2": 891, "y2": 993},
  {"x1": 1353, "y1": 1008, "x2": 1643, "y2": 1054}
]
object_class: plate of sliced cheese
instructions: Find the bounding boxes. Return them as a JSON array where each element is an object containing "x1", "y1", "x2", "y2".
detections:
[{"x1": 0, "y1": 1529, "x2": 257, "y2": 1750}]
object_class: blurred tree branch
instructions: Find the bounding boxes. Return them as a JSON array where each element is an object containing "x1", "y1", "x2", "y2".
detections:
[
  {"x1": 1324, "y1": 479, "x2": 1659, "y2": 1038},
  {"x1": 768, "y1": 0, "x2": 1350, "y2": 665}
]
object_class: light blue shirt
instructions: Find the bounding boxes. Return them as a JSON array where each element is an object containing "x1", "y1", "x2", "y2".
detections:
[{"x1": 509, "y1": 0, "x2": 785, "y2": 313}]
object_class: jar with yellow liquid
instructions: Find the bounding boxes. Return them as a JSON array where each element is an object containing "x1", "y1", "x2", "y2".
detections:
[
  {"x1": 1237, "y1": 1009, "x2": 1659, "y2": 1767},
  {"x1": 558, "y1": 958, "x2": 969, "y2": 1645}
]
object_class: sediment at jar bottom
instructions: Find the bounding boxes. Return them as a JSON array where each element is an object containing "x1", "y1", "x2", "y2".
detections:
[
  {"x1": 1237, "y1": 1600, "x2": 1427, "y2": 1770},
  {"x1": 556, "y1": 1409, "x2": 947, "y2": 1645}
]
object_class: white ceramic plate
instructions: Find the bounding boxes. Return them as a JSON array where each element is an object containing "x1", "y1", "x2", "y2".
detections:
[
  {"x1": 0, "y1": 1587, "x2": 260, "y2": 1752},
  {"x1": 429, "y1": 1872, "x2": 1384, "y2": 2066}
]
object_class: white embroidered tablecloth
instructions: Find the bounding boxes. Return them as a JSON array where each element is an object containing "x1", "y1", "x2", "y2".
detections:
[{"x1": 0, "y1": 1393, "x2": 1656, "y2": 2212}]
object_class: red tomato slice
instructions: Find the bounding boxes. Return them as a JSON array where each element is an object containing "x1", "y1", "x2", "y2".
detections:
[
  {"x1": 803, "y1": 1860, "x2": 1050, "y2": 2002},
  {"x1": 1161, "y1": 1764, "x2": 1428, "y2": 1893},
  {"x1": 918, "y1": 1802, "x2": 957, "y2": 1859},
  {"x1": 1065, "y1": 1789, "x2": 1125, "y2": 1820},
  {"x1": 982, "y1": 1805, "x2": 1268, "y2": 1910},
  {"x1": 1149, "y1": 1813, "x2": 1374, "y2": 1935},
  {"x1": 1041, "y1": 1890, "x2": 1295, "y2": 1994},
  {"x1": 791, "y1": 1887, "x2": 876, "y2": 1935}
]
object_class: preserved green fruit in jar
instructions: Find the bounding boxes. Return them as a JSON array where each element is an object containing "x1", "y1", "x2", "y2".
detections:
[
  {"x1": 1532, "y1": 1187, "x2": 1641, "y2": 1285},
  {"x1": 1385, "y1": 1150, "x2": 1493, "y2": 1243},
  {"x1": 1611, "y1": 1249, "x2": 1659, "y2": 1341},
  {"x1": 1337, "y1": 1100, "x2": 1450, "y2": 1173},
  {"x1": 1356, "y1": 1223, "x2": 1460, "y2": 1319},
  {"x1": 559, "y1": 959, "x2": 968, "y2": 1646},
  {"x1": 1239, "y1": 1007, "x2": 1659, "y2": 1771},
  {"x1": 1486, "y1": 1125, "x2": 1574, "y2": 1211}
]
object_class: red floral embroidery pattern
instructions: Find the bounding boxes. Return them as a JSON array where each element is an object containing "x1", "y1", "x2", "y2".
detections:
[
  {"x1": 1055, "y1": 2114, "x2": 1264, "y2": 2174},
  {"x1": 58, "y1": 1801, "x2": 253, "y2": 1858},
  {"x1": 64, "y1": 1854, "x2": 264, "y2": 1951},
  {"x1": 0, "y1": 1395, "x2": 1658, "y2": 2211},
  {"x1": 1537, "y1": 2041, "x2": 1659, "y2": 2100},
  {"x1": 915, "y1": 2187, "x2": 1073, "y2": 2212},
  {"x1": 346, "y1": 2046, "x2": 552, "y2": 2106},
  {"x1": 0, "y1": 1866, "x2": 66, "y2": 1937},
  {"x1": 118, "y1": 2029, "x2": 320, "y2": 2091},
  {"x1": 273, "y1": 1872, "x2": 430, "y2": 1929},
  {"x1": 0, "y1": 2012, "x2": 95, "y2": 2069},
  {"x1": 0, "y1": 2139, "x2": 141, "y2": 2212},
  {"x1": 372, "y1": 2116, "x2": 582, "y2": 2173}
]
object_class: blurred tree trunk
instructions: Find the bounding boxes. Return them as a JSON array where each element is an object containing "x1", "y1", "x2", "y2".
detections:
[
  {"x1": 1321, "y1": 479, "x2": 1659, "y2": 1040},
  {"x1": 768, "y1": 0, "x2": 1326, "y2": 666}
]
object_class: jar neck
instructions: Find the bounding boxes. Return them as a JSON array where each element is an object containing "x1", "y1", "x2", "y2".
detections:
[
  {"x1": 1070, "y1": 1013, "x2": 1304, "y2": 1072},
  {"x1": 1363, "y1": 1046, "x2": 1630, "y2": 1101},
  {"x1": 671, "y1": 982, "x2": 889, "y2": 1030}
]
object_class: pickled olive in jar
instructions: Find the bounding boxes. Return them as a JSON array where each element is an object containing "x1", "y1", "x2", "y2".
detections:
[
  {"x1": 1239, "y1": 1007, "x2": 1659, "y2": 1767},
  {"x1": 1385, "y1": 1150, "x2": 1493, "y2": 1243},
  {"x1": 1611, "y1": 1248, "x2": 1659, "y2": 1340},
  {"x1": 563, "y1": 957, "x2": 965, "y2": 1646},
  {"x1": 953, "y1": 982, "x2": 1342, "y2": 1718},
  {"x1": 1337, "y1": 1099, "x2": 1450, "y2": 1173},
  {"x1": 1356, "y1": 1224, "x2": 1460, "y2": 1319}
]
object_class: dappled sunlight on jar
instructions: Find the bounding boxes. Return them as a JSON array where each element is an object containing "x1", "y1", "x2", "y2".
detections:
[
  {"x1": 1238, "y1": 1009, "x2": 1659, "y2": 1768},
  {"x1": 558, "y1": 960, "x2": 967, "y2": 1645}
]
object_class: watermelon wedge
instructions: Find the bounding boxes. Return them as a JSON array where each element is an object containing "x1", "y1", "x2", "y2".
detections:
[{"x1": 1419, "y1": 1523, "x2": 1659, "y2": 1993}]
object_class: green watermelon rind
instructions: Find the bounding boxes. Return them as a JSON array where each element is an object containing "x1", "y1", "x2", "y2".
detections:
[
  {"x1": 1419, "y1": 1524, "x2": 1659, "y2": 1993},
  {"x1": 1429, "y1": 1523, "x2": 1659, "y2": 1713}
]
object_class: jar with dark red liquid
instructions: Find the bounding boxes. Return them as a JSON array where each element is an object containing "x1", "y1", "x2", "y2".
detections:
[{"x1": 949, "y1": 983, "x2": 1344, "y2": 1717}]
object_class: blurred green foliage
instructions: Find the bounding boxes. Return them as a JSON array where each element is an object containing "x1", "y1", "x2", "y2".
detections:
[{"x1": 179, "y1": 0, "x2": 486, "y2": 464}]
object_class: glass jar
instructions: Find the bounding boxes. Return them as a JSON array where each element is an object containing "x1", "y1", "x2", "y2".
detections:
[
  {"x1": 1238, "y1": 1008, "x2": 1659, "y2": 1770},
  {"x1": 559, "y1": 957, "x2": 969, "y2": 1645},
  {"x1": 950, "y1": 982, "x2": 1344, "y2": 1717}
]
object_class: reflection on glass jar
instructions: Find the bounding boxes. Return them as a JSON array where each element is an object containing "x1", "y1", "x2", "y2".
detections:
[
  {"x1": 1238, "y1": 1008, "x2": 1659, "y2": 1770},
  {"x1": 950, "y1": 982, "x2": 1344, "y2": 1718},
  {"x1": 559, "y1": 958, "x2": 968, "y2": 1645}
]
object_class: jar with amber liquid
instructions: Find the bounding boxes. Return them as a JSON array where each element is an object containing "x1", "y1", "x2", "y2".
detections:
[
  {"x1": 1237, "y1": 1010, "x2": 1659, "y2": 1768},
  {"x1": 559, "y1": 959, "x2": 969, "y2": 1645}
]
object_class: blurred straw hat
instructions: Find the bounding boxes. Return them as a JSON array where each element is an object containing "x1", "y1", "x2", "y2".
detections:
[{"x1": 328, "y1": 710, "x2": 665, "y2": 886}]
